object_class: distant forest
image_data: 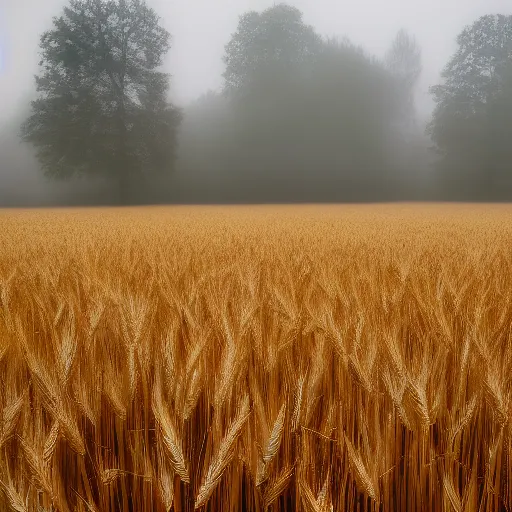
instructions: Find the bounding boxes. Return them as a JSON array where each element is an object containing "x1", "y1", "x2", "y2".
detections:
[{"x1": 1, "y1": 1, "x2": 512, "y2": 205}]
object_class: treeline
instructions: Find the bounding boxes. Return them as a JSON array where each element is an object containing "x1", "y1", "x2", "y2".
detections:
[
  {"x1": 2, "y1": 1, "x2": 512, "y2": 205},
  {"x1": 174, "y1": 23, "x2": 428, "y2": 203}
]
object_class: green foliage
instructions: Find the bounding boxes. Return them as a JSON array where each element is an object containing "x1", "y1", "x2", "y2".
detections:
[
  {"x1": 429, "y1": 14, "x2": 512, "y2": 200},
  {"x1": 21, "y1": 0, "x2": 182, "y2": 203}
]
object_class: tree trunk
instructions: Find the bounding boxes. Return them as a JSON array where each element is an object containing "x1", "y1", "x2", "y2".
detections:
[{"x1": 116, "y1": 100, "x2": 132, "y2": 205}]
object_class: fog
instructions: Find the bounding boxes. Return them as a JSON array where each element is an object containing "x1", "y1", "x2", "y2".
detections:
[{"x1": 1, "y1": 0, "x2": 512, "y2": 205}]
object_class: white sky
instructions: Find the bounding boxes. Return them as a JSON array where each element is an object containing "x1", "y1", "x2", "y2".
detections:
[{"x1": 1, "y1": 0, "x2": 512, "y2": 125}]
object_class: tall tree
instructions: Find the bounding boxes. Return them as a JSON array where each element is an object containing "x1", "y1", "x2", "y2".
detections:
[
  {"x1": 385, "y1": 29, "x2": 422, "y2": 131},
  {"x1": 199, "y1": 5, "x2": 402, "y2": 203},
  {"x1": 429, "y1": 14, "x2": 512, "y2": 200},
  {"x1": 21, "y1": 0, "x2": 182, "y2": 204},
  {"x1": 223, "y1": 3, "x2": 322, "y2": 98}
]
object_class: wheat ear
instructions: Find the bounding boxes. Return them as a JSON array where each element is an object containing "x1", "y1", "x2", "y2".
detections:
[
  {"x1": 101, "y1": 469, "x2": 124, "y2": 486},
  {"x1": 0, "y1": 478, "x2": 28, "y2": 512},
  {"x1": 443, "y1": 475, "x2": 462, "y2": 512},
  {"x1": 256, "y1": 402, "x2": 286, "y2": 486},
  {"x1": 0, "y1": 390, "x2": 26, "y2": 448},
  {"x1": 195, "y1": 394, "x2": 250, "y2": 509},
  {"x1": 43, "y1": 420, "x2": 60, "y2": 467},
  {"x1": 292, "y1": 375, "x2": 305, "y2": 432},
  {"x1": 152, "y1": 382, "x2": 189, "y2": 483},
  {"x1": 343, "y1": 434, "x2": 378, "y2": 502},
  {"x1": 263, "y1": 466, "x2": 294, "y2": 510}
]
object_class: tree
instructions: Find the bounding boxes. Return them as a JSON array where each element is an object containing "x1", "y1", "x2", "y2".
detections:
[
  {"x1": 185, "y1": 6, "x2": 403, "y2": 203},
  {"x1": 385, "y1": 29, "x2": 422, "y2": 131},
  {"x1": 222, "y1": 3, "x2": 322, "y2": 98},
  {"x1": 428, "y1": 14, "x2": 512, "y2": 200},
  {"x1": 21, "y1": 0, "x2": 182, "y2": 204},
  {"x1": 383, "y1": 30, "x2": 430, "y2": 198}
]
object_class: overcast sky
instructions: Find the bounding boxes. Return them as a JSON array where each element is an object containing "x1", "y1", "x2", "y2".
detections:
[{"x1": 1, "y1": 0, "x2": 512, "y2": 127}]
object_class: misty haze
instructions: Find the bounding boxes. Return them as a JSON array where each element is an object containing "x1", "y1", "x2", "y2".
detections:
[{"x1": 1, "y1": 0, "x2": 512, "y2": 204}]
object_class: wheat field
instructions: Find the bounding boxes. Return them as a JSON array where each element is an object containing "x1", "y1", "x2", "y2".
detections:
[{"x1": 1, "y1": 204, "x2": 511, "y2": 512}]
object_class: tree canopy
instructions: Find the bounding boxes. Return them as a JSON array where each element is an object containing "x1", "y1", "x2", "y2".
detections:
[
  {"x1": 223, "y1": 4, "x2": 322, "y2": 98},
  {"x1": 174, "y1": 5, "x2": 418, "y2": 203},
  {"x1": 21, "y1": 0, "x2": 182, "y2": 204},
  {"x1": 429, "y1": 14, "x2": 512, "y2": 200}
]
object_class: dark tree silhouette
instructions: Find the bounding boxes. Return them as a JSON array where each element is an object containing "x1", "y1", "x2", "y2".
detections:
[
  {"x1": 429, "y1": 14, "x2": 512, "y2": 200},
  {"x1": 21, "y1": 0, "x2": 182, "y2": 204}
]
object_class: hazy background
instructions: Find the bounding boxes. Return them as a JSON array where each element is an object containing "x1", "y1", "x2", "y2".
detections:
[
  {"x1": 1, "y1": 0, "x2": 512, "y2": 205},
  {"x1": 4, "y1": 0, "x2": 512, "y2": 117}
]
